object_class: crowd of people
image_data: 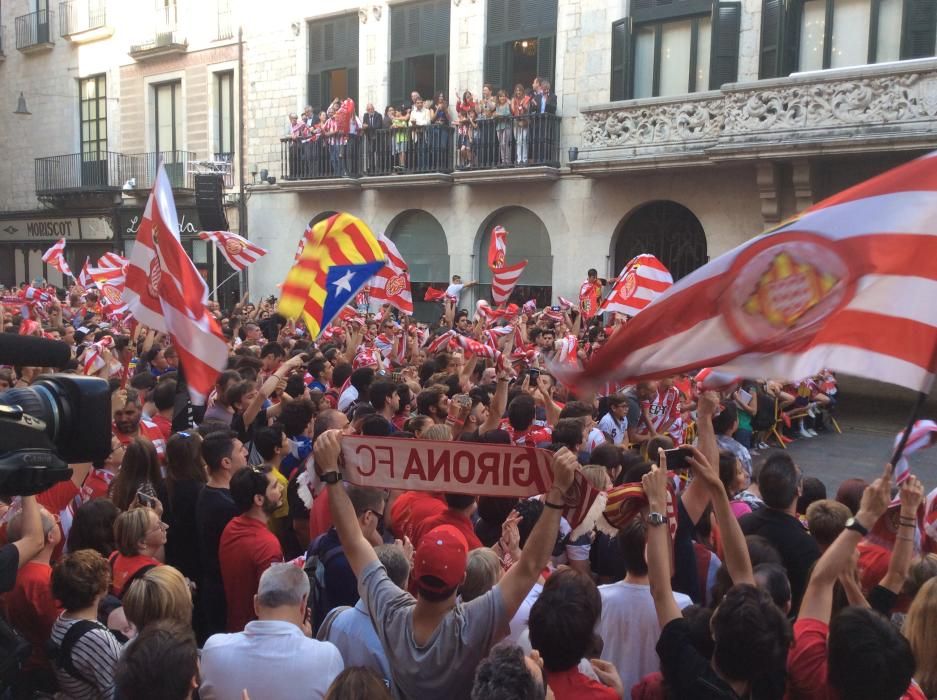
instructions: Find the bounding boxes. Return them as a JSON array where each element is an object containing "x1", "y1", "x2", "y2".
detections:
[
  {"x1": 283, "y1": 77, "x2": 559, "y2": 179},
  {"x1": 1, "y1": 271, "x2": 936, "y2": 700}
]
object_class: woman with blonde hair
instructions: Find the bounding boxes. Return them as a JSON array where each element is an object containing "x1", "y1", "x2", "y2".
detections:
[
  {"x1": 903, "y1": 577, "x2": 937, "y2": 697},
  {"x1": 123, "y1": 565, "x2": 193, "y2": 632},
  {"x1": 460, "y1": 547, "x2": 503, "y2": 602},
  {"x1": 110, "y1": 507, "x2": 166, "y2": 597},
  {"x1": 421, "y1": 423, "x2": 453, "y2": 441}
]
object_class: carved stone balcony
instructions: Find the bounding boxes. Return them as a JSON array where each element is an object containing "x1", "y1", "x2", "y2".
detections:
[{"x1": 574, "y1": 58, "x2": 937, "y2": 175}]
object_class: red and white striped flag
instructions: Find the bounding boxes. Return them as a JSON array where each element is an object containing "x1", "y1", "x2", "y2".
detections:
[
  {"x1": 369, "y1": 235, "x2": 413, "y2": 314},
  {"x1": 88, "y1": 266, "x2": 129, "y2": 313},
  {"x1": 892, "y1": 419, "x2": 937, "y2": 503},
  {"x1": 563, "y1": 152, "x2": 937, "y2": 393},
  {"x1": 123, "y1": 164, "x2": 227, "y2": 404},
  {"x1": 491, "y1": 260, "x2": 527, "y2": 305},
  {"x1": 78, "y1": 257, "x2": 93, "y2": 290},
  {"x1": 600, "y1": 254, "x2": 673, "y2": 317},
  {"x1": 198, "y1": 230, "x2": 268, "y2": 271},
  {"x1": 426, "y1": 330, "x2": 455, "y2": 354},
  {"x1": 42, "y1": 238, "x2": 73, "y2": 278},
  {"x1": 97, "y1": 252, "x2": 128, "y2": 270},
  {"x1": 293, "y1": 225, "x2": 314, "y2": 262},
  {"x1": 488, "y1": 225, "x2": 508, "y2": 270}
]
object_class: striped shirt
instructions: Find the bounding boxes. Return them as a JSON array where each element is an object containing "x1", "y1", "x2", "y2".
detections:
[{"x1": 49, "y1": 615, "x2": 122, "y2": 700}]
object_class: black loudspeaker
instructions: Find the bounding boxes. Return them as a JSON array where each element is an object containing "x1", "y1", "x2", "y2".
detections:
[{"x1": 195, "y1": 174, "x2": 229, "y2": 231}]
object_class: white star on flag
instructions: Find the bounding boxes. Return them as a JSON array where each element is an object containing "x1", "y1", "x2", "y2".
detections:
[{"x1": 332, "y1": 269, "x2": 356, "y2": 293}]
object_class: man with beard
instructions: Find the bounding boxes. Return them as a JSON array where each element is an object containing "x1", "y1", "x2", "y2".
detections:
[
  {"x1": 112, "y1": 388, "x2": 166, "y2": 461},
  {"x1": 218, "y1": 467, "x2": 285, "y2": 632}
]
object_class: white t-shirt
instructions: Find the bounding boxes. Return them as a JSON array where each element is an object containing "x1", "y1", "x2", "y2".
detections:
[
  {"x1": 598, "y1": 412, "x2": 628, "y2": 445},
  {"x1": 337, "y1": 385, "x2": 359, "y2": 412},
  {"x1": 507, "y1": 581, "x2": 542, "y2": 642},
  {"x1": 595, "y1": 581, "x2": 693, "y2": 694},
  {"x1": 585, "y1": 427, "x2": 606, "y2": 453},
  {"x1": 409, "y1": 107, "x2": 430, "y2": 127},
  {"x1": 445, "y1": 283, "x2": 465, "y2": 300}
]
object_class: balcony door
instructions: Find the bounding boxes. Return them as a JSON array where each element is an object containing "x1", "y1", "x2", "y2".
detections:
[
  {"x1": 388, "y1": 0, "x2": 449, "y2": 107},
  {"x1": 34, "y1": 0, "x2": 51, "y2": 43},
  {"x1": 484, "y1": 0, "x2": 557, "y2": 93},
  {"x1": 154, "y1": 80, "x2": 184, "y2": 186},
  {"x1": 80, "y1": 75, "x2": 108, "y2": 188}
]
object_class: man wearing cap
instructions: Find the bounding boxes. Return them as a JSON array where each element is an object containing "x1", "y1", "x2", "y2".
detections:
[{"x1": 314, "y1": 429, "x2": 579, "y2": 700}]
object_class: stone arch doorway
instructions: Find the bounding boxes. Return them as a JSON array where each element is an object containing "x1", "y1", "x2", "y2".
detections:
[
  {"x1": 476, "y1": 206, "x2": 553, "y2": 307},
  {"x1": 386, "y1": 209, "x2": 450, "y2": 321},
  {"x1": 612, "y1": 201, "x2": 708, "y2": 281}
]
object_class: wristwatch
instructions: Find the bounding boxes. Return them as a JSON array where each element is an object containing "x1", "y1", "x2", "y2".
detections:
[
  {"x1": 320, "y1": 470, "x2": 342, "y2": 485},
  {"x1": 647, "y1": 512, "x2": 667, "y2": 527},
  {"x1": 844, "y1": 517, "x2": 869, "y2": 537}
]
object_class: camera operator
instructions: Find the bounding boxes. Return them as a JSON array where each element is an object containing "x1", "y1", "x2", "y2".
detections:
[{"x1": 0, "y1": 495, "x2": 44, "y2": 593}]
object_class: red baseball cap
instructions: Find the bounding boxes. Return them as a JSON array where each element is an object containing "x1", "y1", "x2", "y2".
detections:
[{"x1": 413, "y1": 525, "x2": 469, "y2": 593}]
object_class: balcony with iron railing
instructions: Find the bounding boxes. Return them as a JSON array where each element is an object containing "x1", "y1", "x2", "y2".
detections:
[
  {"x1": 125, "y1": 151, "x2": 195, "y2": 191},
  {"x1": 35, "y1": 152, "x2": 126, "y2": 199},
  {"x1": 15, "y1": 9, "x2": 54, "y2": 52},
  {"x1": 277, "y1": 114, "x2": 561, "y2": 189},
  {"x1": 129, "y1": 4, "x2": 186, "y2": 59},
  {"x1": 216, "y1": 4, "x2": 233, "y2": 40},
  {"x1": 59, "y1": 0, "x2": 112, "y2": 42},
  {"x1": 573, "y1": 58, "x2": 937, "y2": 174}
]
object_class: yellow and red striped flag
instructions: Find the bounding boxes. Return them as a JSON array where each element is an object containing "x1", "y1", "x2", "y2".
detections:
[{"x1": 278, "y1": 212, "x2": 384, "y2": 338}]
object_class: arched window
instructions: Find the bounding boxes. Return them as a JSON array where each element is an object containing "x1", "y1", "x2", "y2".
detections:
[
  {"x1": 613, "y1": 201, "x2": 708, "y2": 281},
  {"x1": 386, "y1": 209, "x2": 450, "y2": 321},
  {"x1": 477, "y1": 207, "x2": 553, "y2": 307}
]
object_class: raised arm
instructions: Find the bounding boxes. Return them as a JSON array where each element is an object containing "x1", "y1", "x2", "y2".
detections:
[
  {"x1": 879, "y1": 475, "x2": 924, "y2": 593},
  {"x1": 798, "y1": 464, "x2": 892, "y2": 623},
  {"x1": 315, "y1": 430, "x2": 378, "y2": 578},
  {"x1": 479, "y1": 371, "x2": 510, "y2": 434},
  {"x1": 536, "y1": 375, "x2": 561, "y2": 427},
  {"x1": 498, "y1": 448, "x2": 577, "y2": 617},
  {"x1": 680, "y1": 391, "x2": 720, "y2": 524},
  {"x1": 643, "y1": 460, "x2": 682, "y2": 627},
  {"x1": 11, "y1": 496, "x2": 44, "y2": 567}
]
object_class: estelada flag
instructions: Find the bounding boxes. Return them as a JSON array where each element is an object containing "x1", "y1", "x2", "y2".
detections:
[
  {"x1": 278, "y1": 212, "x2": 385, "y2": 338},
  {"x1": 561, "y1": 151, "x2": 937, "y2": 394},
  {"x1": 600, "y1": 254, "x2": 674, "y2": 317},
  {"x1": 488, "y1": 225, "x2": 508, "y2": 270},
  {"x1": 579, "y1": 279, "x2": 602, "y2": 319},
  {"x1": 369, "y1": 234, "x2": 413, "y2": 314},
  {"x1": 123, "y1": 163, "x2": 228, "y2": 403}
]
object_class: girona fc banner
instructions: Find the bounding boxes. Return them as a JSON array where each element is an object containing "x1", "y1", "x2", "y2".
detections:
[{"x1": 340, "y1": 436, "x2": 599, "y2": 527}]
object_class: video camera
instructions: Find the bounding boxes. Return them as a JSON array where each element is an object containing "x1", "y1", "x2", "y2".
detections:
[{"x1": 0, "y1": 334, "x2": 110, "y2": 497}]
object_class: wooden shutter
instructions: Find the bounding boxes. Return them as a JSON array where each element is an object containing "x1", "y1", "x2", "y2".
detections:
[
  {"x1": 435, "y1": 0, "x2": 451, "y2": 50},
  {"x1": 488, "y1": 0, "x2": 506, "y2": 34},
  {"x1": 389, "y1": 59, "x2": 405, "y2": 108},
  {"x1": 434, "y1": 53, "x2": 449, "y2": 97},
  {"x1": 610, "y1": 18, "x2": 633, "y2": 101},
  {"x1": 307, "y1": 73, "x2": 322, "y2": 110},
  {"x1": 537, "y1": 34, "x2": 556, "y2": 85},
  {"x1": 323, "y1": 20, "x2": 335, "y2": 62},
  {"x1": 308, "y1": 21, "x2": 323, "y2": 68},
  {"x1": 758, "y1": 0, "x2": 785, "y2": 78},
  {"x1": 485, "y1": 43, "x2": 505, "y2": 90},
  {"x1": 391, "y1": 5, "x2": 406, "y2": 53},
  {"x1": 348, "y1": 67, "x2": 359, "y2": 106},
  {"x1": 507, "y1": 0, "x2": 523, "y2": 32},
  {"x1": 709, "y1": 2, "x2": 741, "y2": 88},
  {"x1": 322, "y1": 71, "x2": 333, "y2": 104},
  {"x1": 901, "y1": 0, "x2": 937, "y2": 58}
]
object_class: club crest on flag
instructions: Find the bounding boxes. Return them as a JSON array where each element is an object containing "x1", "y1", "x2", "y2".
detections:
[
  {"x1": 724, "y1": 233, "x2": 854, "y2": 347},
  {"x1": 102, "y1": 284, "x2": 122, "y2": 306},
  {"x1": 224, "y1": 237, "x2": 244, "y2": 255},
  {"x1": 386, "y1": 274, "x2": 407, "y2": 297}
]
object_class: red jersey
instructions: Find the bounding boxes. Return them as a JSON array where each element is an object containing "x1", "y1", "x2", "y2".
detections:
[
  {"x1": 390, "y1": 491, "x2": 447, "y2": 542},
  {"x1": 546, "y1": 666, "x2": 619, "y2": 700},
  {"x1": 109, "y1": 552, "x2": 161, "y2": 597},
  {"x1": 499, "y1": 418, "x2": 553, "y2": 446},
  {"x1": 412, "y1": 509, "x2": 482, "y2": 550},
  {"x1": 1, "y1": 561, "x2": 61, "y2": 670},
  {"x1": 308, "y1": 489, "x2": 334, "y2": 541},
  {"x1": 219, "y1": 515, "x2": 283, "y2": 632},
  {"x1": 113, "y1": 419, "x2": 166, "y2": 461}
]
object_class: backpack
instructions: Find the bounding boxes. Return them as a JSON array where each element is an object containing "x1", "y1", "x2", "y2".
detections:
[
  {"x1": 47, "y1": 619, "x2": 103, "y2": 688},
  {"x1": 303, "y1": 533, "x2": 345, "y2": 634},
  {"x1": 0, "y1": 617, "x2": 31, "y2": 689}
]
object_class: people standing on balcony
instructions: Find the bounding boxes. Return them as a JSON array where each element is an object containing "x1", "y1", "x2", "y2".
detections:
[
  {"x1": 495, "y1": 90, "x2": 513, "y2": 167},
  {"x1": 511, "y1": 84, "x2": 532, "y2": 166},
  {"x1": 286, "y1": 113, "x2": 306, "y2": 180},
  {"x1": 409, "y1": 96, "x2": 431, "y2": 172},
  {"x1": 456, "y1": 91, "x2": 477, "y2": 169},
  {"x1": 481, "y1": 84, "x2": 497, "y2": 113},
  {"x1": 530, "y1": 79, "x2": 557, "y2": 164},
  {"x1": 392, "y1": 108, "x2": 409, "y2": 173},
  {"x1": 362, "y1": 103, "x2": 384, "y2": 175},
  {"x1": 431, "y1": 94, "x2": 453, "y2": 172},
  {"x1": 476, "y1": 102, "x2": 497, "y2": 169}
]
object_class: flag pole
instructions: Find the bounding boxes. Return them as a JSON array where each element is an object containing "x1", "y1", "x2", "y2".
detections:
[
  {"x1": 210, "y1": 271, "x2": 240, "y2": 298},
  {"x1": 891, "y1": 391, "x2": 929, "y2": 465}
]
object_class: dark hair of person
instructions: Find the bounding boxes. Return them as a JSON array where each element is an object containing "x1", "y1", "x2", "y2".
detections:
[
  {"x1": 513, "y1": 498, "x2": 544, "y2": 548},
  {"x1": 109, "y1": 438, "x2": 163, "y2": 511},
  {"x1": 279, "y1": 398, "x2": 315, "y2": 438},
  {"x1": 260, "y1": 342, "x2": 286, "y2": 359},
  {"x1": 230, "y1": 467, "x2": 269, "y2": 513},
  {"x1": 360, "y1": 414, "x2": 392, "y2": 436},
  {"x1": 444, "y1": 493, "x2": 476, "y2": 510},
  {"x1": 201, "y1": 430, "x2": 238, "y2": 474},
  {"x1": 331, "y1": 361, "x2": 353, "y2": 390},
  {"x1": 711, "y1": 535, "x2": 783, "y2": 607},
  {"x1": 758, "y1": 452, "x2": 800, "y2": 510},
  {"x1": 508, "y1": 394, "x2": 536, "y2": 432},
  {"x1": 834, "y1": 478, "x2": 867, "y2": 515},
  {"x1": 711, "y1": 403, "x2": 738, "y2": 435},
  {"x1": 52, "y1": 549, "x2": 111, "y2": 611},
  {"x1": 718, "y1": 450, "x2": 740, "y2": 497},
  {"x1": 369, "y1": 380, "x2": 398, "y2": 412},
  {"x1": 66, "y1": 499, "x2": 120, "y2": 557},
  {"x1": 416, "y1": 386, "x2": 447, "y2": 417},
  {"x1": 349, "y1": 367, "x2": 375, "y2": 393},
  {"x1": 559, "y1": 400, "x2": 594, "y2": 420},
  {"x1": 254, "y1": 424, "x2": 285, "y2": 462},
  {"x1": 152, "y1": 379, "x2": 177, "y2": 412},
  {"x1": 828, "y1": 607, "x2": 916, "y2": 700},
  {"x1": 617, "y1": 517, "x2": 649, "y2": 576},
  {"x1": 552, "y1": 418, "x2": 584, "y2": 452},
  {"x1": 480, "y1": 428, "x2": 512, "y2": 444},
  {"x1": 115, "y1": 620, "x2": 198, "y2": 700},
  {"x1": 164, "y1": 431, "x2": 206, "y2": 499},
  {"x1": 225, "y1": 380, "x2": 255, "y2": 410},
  {"x1": 589, "y1": 443, "x2": 623, "y2": 471},
  {"x1": 753, "y1": 562, "x2": 792, "y2": 610},
  {"x1": 528, "y1": 569, "x2": 602, "y2": 671},
  {"x1": 324, "y1": 667, "x2": 393, "y2": 700},
  {"x1": 308, "y1": 358, "x2": 328, "y2": 380},
  {"x1": 621, "y1": 460, "x2": 654, "y2": 485},
  {"x1": 797, "y1": 476, "x2": 827, "y2": 514},
  {"x1": 471, "y1": 642, "x2": 545, "y2": 700}
]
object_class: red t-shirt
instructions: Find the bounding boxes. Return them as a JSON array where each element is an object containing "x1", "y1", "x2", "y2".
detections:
[
  {"x1": 786, "y1": 618, "x2": 926, "y2": 700},
  {"x1": 113, "y1": 419, "x2": 166, "y2": 461},
  {"x1": 546, "y1": 667, "x2": 619, "y2": 700},
  {"x1": 219, "y1": 515, "x2": 283, "y2": 632},
  {"x1": 150, "y1": 414, "x2": 173, "y2": 442},
  {"x1": 412, "y1": 509, "x2": 482, "y2": 550},
  {"x1": 309, "y1": 489, "x2": 333, "y2": 542},
  {"x1": 1, "y1": 561, "x2": 61, "y2": 670},
  {"x1": 109, "y1": 552, "x2": 161, "y2": 597},
  {"x1": 499, "y1": 418, "x2": 553, "y2": 446},
  {"x1": 390, "y1": 491, "x2": 447, "y2": 542}
]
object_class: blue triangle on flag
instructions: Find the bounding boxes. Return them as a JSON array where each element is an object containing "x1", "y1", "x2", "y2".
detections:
[{"x1": 321, "y1": 261, "x2": 384, "y2": 329}]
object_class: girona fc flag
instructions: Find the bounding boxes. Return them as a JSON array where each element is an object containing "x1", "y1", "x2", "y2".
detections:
[
  {"x1": 488, "y1": 226, "x2": 508, "y2": 270},
  {"x1": 579, "y1": 279, "x2": 602, "y2": 319},
  {"x1": 123, "y1": 164, "x2": 227, "y2": 403},
  {"x1": 369, "y1": 234, "x2": 414, "y2": 314}
]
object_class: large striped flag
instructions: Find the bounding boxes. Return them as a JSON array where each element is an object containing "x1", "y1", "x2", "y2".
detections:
[
  {"x1": 488, "y1": 225, "x2": 508, "y2": 270},
  {"x1": 278, "y1": 212, "x2": 385, "y2": 338},
  {"x1": 369, "y1": 234, "x2": 413, "y2": 314},
  {"x1": 77, "y1": 257, "x2": 93, "y2": 290},
  {"x1": 562, "y1": 151, "x2": 937, "y2": 393},
  {"x1": 491, "y1": 260, "x2": 527, "y2": 305},
  {"x1": 88, "y1": 265, "x2": 129, "y2": 313},
  {"x1": 123, "y1": 164, "x2": 228, "y2": 403},
  {"x1": 42, "y1": 238, "x2": 73, "y2": 278},
  {"x1": 97, "y1": 252, "x2": 128, "y2": 270},
  {"x1": 198, "y1": 230, "x2": 268, "y2": 271},
  {"x1": 601, "y1": 254, "x2": 673, "y2": 317}
]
